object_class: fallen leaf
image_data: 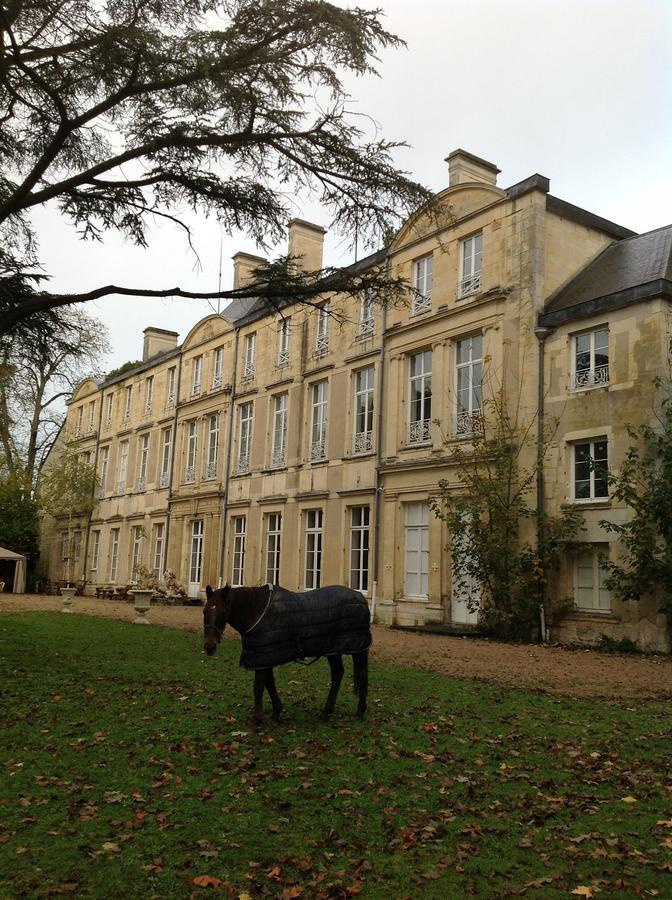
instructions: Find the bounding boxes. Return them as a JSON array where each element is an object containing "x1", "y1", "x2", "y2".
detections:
[
  {"x1": 101, "y1": 842, "x2": 120, "y2": 853},
  {"x1": 191, "y1": 875, "x2": 222, "y2": 888},
  {"x1": 621, "y1": 796, "x2": 638, "y2": 804},
  {"x1": 571, "y1": 887, "x2": 596, "y2": 897}
]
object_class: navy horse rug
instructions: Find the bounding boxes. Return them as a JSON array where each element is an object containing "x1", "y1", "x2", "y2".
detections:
[{"x1": 240, "y1": 585, "x2": 372, "y2": 670}]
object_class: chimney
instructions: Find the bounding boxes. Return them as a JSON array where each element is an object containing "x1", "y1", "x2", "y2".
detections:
[
  {"x1": 232, "y1": 252, "x2": 268, "y2": 290},
  {"x1": 143, "y1": 327, "x2": 178, "y2": 361},
  {"x1": 446, "y1": 149, "x2": 500, "y2": 187},
  {"x1": 287, "y1": 218, "x2": 327, "y2": 271}
]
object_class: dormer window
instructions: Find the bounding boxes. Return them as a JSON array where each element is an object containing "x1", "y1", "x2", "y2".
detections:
[{"x1": 458, "y1": 233, "x2": 482, "y2": 298}]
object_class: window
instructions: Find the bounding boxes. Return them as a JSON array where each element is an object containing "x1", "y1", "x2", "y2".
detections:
[
  {"x1": 137, "y1": 433, "x2": 149, "y2": 490},
  {"x1": 573, "y1": 439, "x2": 608, "y2": 501},
  {"x1": 185, "y1": 421, "x2": 197, "y2": 483},
  {"x1": 458, "y1": 232, "x2": 482, "y2": 298},
  {"x1": 159, "y1": 427, "x2": 172, "y2": 487},
  {"x1": 131, "y1": 525, "x2": 143, "y2": 577},
  {"x1": 205, "y1": 414, "x2": 219, "y2": 479},
  {"x1": 90, "y1": 531, "x2": 101, "y2": 576},
  {"x1": 349, "y1": 506, "x2": 370, "y2": 593},
  {"x1": 74, "y1": 406, "x2": 83, "y2": 437},
  {"x1": 266, "y1": 513, "x2": 282, "y2": 585},
  {"x1": 166, "y1": 367, "x2": 176, "y2": 408},
  {"x1": 405, "y1": 502, "x2": 429, "y2": 597},
  {"x1": 237, "y1": 402, "x2": 253, "y2": 474},
  {"x1": 413, "y1": 255, "x2": 433, "y2": 314},
  {"x1": 212, "y1": 347, "x2": 224, "y2": 389},
  {"x1": 243, "y1": 333, "x2": 256, "y2": 379},
  {"x1": 305, "y1": 509, "x2": 323, "y2": 589},
  {"x1": 353, "y1": 367, "x2": 374, "y2": 454},
  {"x1": 72, "y1": 530, "x2": 82, "y2": 562},
  {"x1": 118, "y1": 441, "x2": 129, "y2": 493},
  {"x1": 277, "y1": 317, "x2": 291, "y2": 367},
  {"x1": 572, "y1": 327, "x2": 609, "y2": 391},
  {"x1": 310, "y1": 381, "x2": 328, "y2": 461},
  {"x1": 456, "y1": 334, "x2": 483, "y2": 435},
  {"x1": 109, "y1": 528, "x2": 120, "y2": 582},
  {"x1": 408, "y1": 350, "x2": 432, "y2": 444},
  {"x1": 105, "y1": 394, "x2": 113, "y2": 427},
  {"x1": 358, "y1": 290, "x2": 375, "y2": 338},
  {"x1": 98, "y1": 446, "x2": 109, "y2": 497},
  {"x1": 123, "y1": 386, "x2": 132, "y2": 422},
  {"x1": 60, "y1": 531, "x2": 69, "y2": 560},
  {"x1": 189, "y1": 520, "x2": 204, "y2": 586},
  {"x1": 231, "y1": 516, "x2": 246, "y2": 586},
  {"x1": 315, "y1": 304, "x2": 330, "y2": 354},
  {"x1": 575, "y1": 546, "x2": 611, "y2": 612},
  {"x1": 87, "y1": 401, "x2": 96, "y2": 432},
  {"x1": 270, "y1": 393, "x2": 288, "y2": 468},
  {"x1": 152, "y1": 523, "x2": 165, "y2": 578},
  {"x1": 191, "y1": 355, "x2": 203, "y2": 396},
  {"x1": 145, "y1": 376, "x2": 154, "y2": 413}
]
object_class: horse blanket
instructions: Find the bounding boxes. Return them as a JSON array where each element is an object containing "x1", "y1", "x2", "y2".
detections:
[{"x1": 239, "y1": 585, "x2": 372, "y2": 670}]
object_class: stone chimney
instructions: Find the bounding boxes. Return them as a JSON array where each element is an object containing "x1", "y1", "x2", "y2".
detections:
[
  {"x1": 232, "y1": 252, "x2": 268, "y2": 290},
  {"x1": 287, "y1": 218, "x2": 326, "y2": 271},
  {"x1": 143, "y1": 327, "x2": 179, "y2": 361},
  {"x1": 446, "y1": 149, "x2": 500, "y2": 187}
]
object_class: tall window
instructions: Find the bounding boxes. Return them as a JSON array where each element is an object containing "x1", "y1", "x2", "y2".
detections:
[
  {"x1": 98, "y1": 446, "x2": 109, "y2": 497},
  {"x1": 271, "y1": 393, "x2": 288, "y2": 468},
  {"x1": 315, "y1": 304, "x2": 330, "y2": 354},
  {"x1": 353, "y1": 367, "x2": 374, "y2": 454},
  {"x1": 131, "y1": 525, "x2": 143, "y2": 577},
  {"x1": 459, "y1": 232, "x2": 483, "y2": 298},
  {"x1": 72, "y1": 530, "x2": 82, "y2": 563},
  {"x1": 237, "y1": 402, "x2": 253, "y2": 474},
  {"x1": 90, "y1": 531, "x2": 101, "y2": 578},
  {"x1": 166, "y1": 366, "x2": 176, "y2": 408},
  {"x1": 277, "y1": 317, "x2": 291, "y2": 367},
  {"x1": 456, "y1": 335, "x2": 483, "y2": 435},
  {"x1": 189, "y1": 520, "x2": 204, "y2": 586},
  {"x1": 358, "y1": 290, "x2": 375, "y2": 338},
  {"x1": 212, "y1": 347, "x2": 224, "y2": 389},
  {"x1": 575, "y1": 545, "x2": 611, "y2": 612},
  {"x1": 305, "y1": 509, "x2": 323, "y2": 589},
  {"x1": 205, "y1": 414, "x2": 219, "y2": 479},
  {"x1": 243, "y1": 333, "x2": 256, "y2": 379},
  {"x1": 109, "y1": 528, "x2": 120, "y2": 582},
  {"x1": 118, "y1": 441, "x2": 129, "y2": 493},
  {"x1": 266, "y1": 513, "x2": 282, "y2": 585},
  {"x1": 145, "y1": 376, "x2": 154, "y2": 413},
  {"x1": 573, "y1": 439, "x2": 608, "y2": 501},
  {"x1": 160, "y1": 427, "x2": 172, "y2": 487},
  {"x1": 349, "y1": 506, "x2": 370, "y2": 593},
  {"x1": 192, "y1": 355, "x2": 203, "y2": 395},
  {"x1": 105, "y1": 394, "x2": 113, "y2": 427},
  {"x1": 185, "y1": 421, "x2": 197, "y2": 483},
  {"x1": 573, "y1": 327, "x2": 609, "y2": 390},
  {"x1": 74, "y1": 406, "x2": 83, "y2": 437},
  {"x1": 413, "y1": 255, "x2": 433, "y2": 314},
  {"x1": 405, "y1": 502, "x2": 429, "y2": 597},
  {"x1": 87, "y1": 400, "x2": 96, "y2": 432},
  {"x1": 137, "y1": 433, "x2": 149, "y2": 490},
  {"x1": 310, "y1": 381, "x2": 328, "y2": 461},
  {"x1": 152, "y1": 523, "x2": 165, "y2": 578},
  {"x1": 231, "y1": 516, "x2": 246, "y2": 586},
  {"x1": 408, "y1": 350, "x2": 432, "y2": 444},
  {"x1": 123, "y1": 385, "x2": 132, "y2": 422}
]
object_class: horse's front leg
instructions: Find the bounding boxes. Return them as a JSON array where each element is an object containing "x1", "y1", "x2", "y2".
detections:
[
  {"x1": 252, "y1": 669, "x2": 267, "y2": 725},
  {"x1": 265, "y1": 668, "x2": 283, "y2": 722},
  {"x1": 320, "y1": 654, "x2": 344, "y2": 719}
]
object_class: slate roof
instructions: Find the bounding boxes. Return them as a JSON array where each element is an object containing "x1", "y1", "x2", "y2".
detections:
[{"x1": 540, "y1": 224, "x2": 672, "y2": 326}]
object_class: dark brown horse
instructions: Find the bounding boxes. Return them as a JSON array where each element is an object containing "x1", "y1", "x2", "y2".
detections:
[{"x1": 203, "y1": 584, "x2": 371, "y2": 723}]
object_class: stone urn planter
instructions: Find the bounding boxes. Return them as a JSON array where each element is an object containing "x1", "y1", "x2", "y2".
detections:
[
  {"x1": 60, "y1": 586, "x2": 76, "y2": 614},
  {"x1": 130, "y1": 589, "x2": 153, "y2": 625}
]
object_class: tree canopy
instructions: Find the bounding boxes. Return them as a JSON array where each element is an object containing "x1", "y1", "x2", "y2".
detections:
[{"x1": 0, "y1": 0, "x2": 431, "y2": 336}]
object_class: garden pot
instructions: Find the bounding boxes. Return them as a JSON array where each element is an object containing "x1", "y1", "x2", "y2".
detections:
[
  {"x1": 60, "y1": 586, "x2": 76, "y2": 614},
  {"x1": 130, "y1": 589, "x2": 153, "y2": 625}
]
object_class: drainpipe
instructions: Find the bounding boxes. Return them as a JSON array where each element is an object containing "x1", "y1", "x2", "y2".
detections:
[
  {"x1": 372, "y1": 256, "x2": 390, "y2": 623},
  {"x1": 163, "y1": 353, "x2": 183, "y2": 581},
  {"x1": 534, "y1": 324, "x2": 552, "y2": 641},
  {"x1": 217, "y1": 328, "x2": 240, "y2": 587}
]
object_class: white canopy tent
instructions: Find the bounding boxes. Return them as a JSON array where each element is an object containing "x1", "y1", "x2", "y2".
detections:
[{"x1": 0, "y1": 547, "x2": 27, "y2": 593}]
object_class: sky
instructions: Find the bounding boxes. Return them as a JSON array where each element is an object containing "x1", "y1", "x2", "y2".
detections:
[{"x1": 33, "y1": 0, "x2": 672, "y2": 373}]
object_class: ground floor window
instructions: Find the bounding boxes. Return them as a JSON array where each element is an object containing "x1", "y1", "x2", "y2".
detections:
[
  {"x1": 131, "y1": 525, "x2": 143, "y2": 577},
  {"x1": 305, "y1": 509, "x2": 323, "y2": 589},
  {"x1": 190, "y1": 520, "x2": 204, "y2": 586},
  {"x1": 109, "y1": 529, "x2": 120, "y2": 582},
  {"x1": 90, "y1": 531, "x2": 101, "y2": 579},
  {"x1": 152, "y1": 523, "x2": 165, "y2": 578},
  {"x1": 265, "y1": 513, "x2": 282, "y2": 585},
  {"x1": 349, "y1": 506, "x2": 370, "y2": 593},
  {"x1": 232, "y1": 516, "x2": 246, "y2": 586},
  {"x1": 575, "y1": 545, "x2": 611, "y2": 612},
  {"x1": 405, "y1": 501, "x2": 429, "y2": 597}
]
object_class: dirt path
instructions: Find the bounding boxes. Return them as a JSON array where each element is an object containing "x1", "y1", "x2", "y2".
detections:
[{"x1": 2, "y1": 594, "x2": 671, "y2": 703}]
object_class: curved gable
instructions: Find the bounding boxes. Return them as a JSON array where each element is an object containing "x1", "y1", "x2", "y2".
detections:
[
  {"x1": 69, "y1": 377, "x2": 99, "y2": 403},
  {"x1": 182, "y1": 313, "x2": 234, "y2": 351}
]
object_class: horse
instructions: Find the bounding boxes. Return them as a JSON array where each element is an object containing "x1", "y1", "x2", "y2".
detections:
[{"x1": 202, "y1": 583, "x2": 371, "y2": 724}]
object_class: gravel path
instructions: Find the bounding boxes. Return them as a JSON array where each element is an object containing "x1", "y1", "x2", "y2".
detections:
[{"x1": 2, "y1": 593, "x2": 671, "y2": 703}]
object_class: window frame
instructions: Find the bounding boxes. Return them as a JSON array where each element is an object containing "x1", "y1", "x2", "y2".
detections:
[
  {"x1": 412, "y1": 254, "x2": 433, "y2": 314},
  {"x1": 572, "y1": 438, "x2": 609, "y2": 502},
  {"x1": 571, "y1": 326, "x2": 610, "y2": 391},
  {"x1": 137, "y1": 433, "x2": 149, "y2": 490},
  {"x1": 237, "y1": 402, "x2": 253, "y2": 474},
  {"x1": 455, "y1": 334, "x2": 483, "y2": 436},
  {"x1": 159, "y1": 427, "x2": 172, "y2": 487},
  {"x1": 270, "y1": 393, "x2": 288, "y2": 469},
  {"x1": 185, "y1": 421, "x2": 198, "y2": 483},
  {"x1": 277, "y1": 317, "x2": 291, "y2": 367},
  {"x1": 574, "y1": 545, "x2": 611, "y2": 612},
  {"x1": 109, "y1": 528, "x2": 120, "y2": 582},
  {"x1": 408, "y1": 350, "x2": 432, "y2": 445},
  {"x1": 404, "y1": 501, "x2": 430, "y2": 598},
  {"x1": 265, "y1": 512, "x2": 282, "y2": 585},
  {"x1": 231, "y1": 515, "x2": 247, "y2": 586},
  {"x1": 304, "y1": 508, "x2": 323, "y2": 590},
  {"x1": 310, "y1": 381, "x2": 328, "y2": 461},
  {"x1": 212, "y1": 347, "x2": 224, "y2": 389},
  {"x1": 353, "y1": 366, "x2": 374, "y2": 454},
  {"x1": 117, "y1": 441, "x2": 129, "y2": 493},
  {"x1": 90, "y1": 530, "x2": 101, "y2": 576},
  {"x1": 458, "y1": 232, "x2": 483, "y2": 298},
  {"x1": 349, "y1": 505, "x2": 370, "y2": 594},
  {"x1": 243, "y1": 333, "x2": 256, "y2": 379},
  {"x1": 205, "y1": 414, "x2": 219, "y2": 479},
  {"x1": 189, "y1": 519, "x2": 204, "y2": 586},
  {"x1": 315, "y1": 303, "x2": 330, "y2": 355},
  {"x1": 152, "y1": 523, "x2": 165, "y2": 579}
]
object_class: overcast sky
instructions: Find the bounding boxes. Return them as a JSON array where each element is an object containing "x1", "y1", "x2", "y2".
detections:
[{"x1": 35, "y1": 0, "x2": 672, "y2": 372}]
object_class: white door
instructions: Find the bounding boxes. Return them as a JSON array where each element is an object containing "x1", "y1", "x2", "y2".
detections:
[{"x1": 451, "y1": 517, "x2": 480, "y2": 624}]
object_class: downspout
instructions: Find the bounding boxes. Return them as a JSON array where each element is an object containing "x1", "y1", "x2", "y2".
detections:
[
  {"x1": 372, "y1": 255, "x2": 390, "y2": 623},
  {"x1": 163, "y1": 353, "x2": 183, "y2": 581},
  {"x1": 82, "y1": 388, "x2": 105, "y2": 587},
  {"x1": 217, "y1": 327, "x2": 240, "y2": 587},
  {"x1": 534, "y1": 324, "x2": 552, "y2": 641}
]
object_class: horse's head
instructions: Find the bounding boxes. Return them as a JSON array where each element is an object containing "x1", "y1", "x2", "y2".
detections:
[{"x1": 203, "y1": 584, "x2": 229, "y2": 656}]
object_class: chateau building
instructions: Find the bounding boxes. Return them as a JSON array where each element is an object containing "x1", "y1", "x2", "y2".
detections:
[{"x1": 41, "y1": 150, "x2": 672, "y2": 652}]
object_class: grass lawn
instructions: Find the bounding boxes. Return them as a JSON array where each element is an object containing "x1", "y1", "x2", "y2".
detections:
[{"x1": 0, "y1": 614, "x2": 670, "y2": 899}]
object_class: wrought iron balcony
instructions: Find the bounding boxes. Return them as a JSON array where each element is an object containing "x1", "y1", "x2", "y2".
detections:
[
  {"x1": 356, "y1": 318, "x2": 374, "y2": 339},
  {"x1": 315, "y1": 334, "x2": 329, "y2": 356},
  {"x1": 458, "y1": 273, "x2": 481, "y2": 298},
  {"x1": 310, "y1": 436, "x2": 326, "y2": 461},
  {"x1": 191, "y1": 382, "x2": 201, "y2": 397},
  {"x1": 212, "y1": 374, "x2": 223, "y2": 390},
  {"x1": 571, "y1": 364, "x2": 609, "y2": 391},
  {"x1": 122, "y1": 409, "x2": 131, "y2": 423},
  {"x1": 159, "y1": 472, "x2": 170, "y2": 488},
  {"x1": 353, "y1": 430, "x2": 373, "y2": 454},
  {"x1": 455, "y1": 410, "x2": 483, "y2": 437},
  {"x1": 407, "y1": 419, "x2": 431, "y2": 444},
  {"x1": 270, "y1": 446, "x2": 286, "y2": 469},
  {"x1": 411, "y1": 294, "x2": 431, "y2": 315},
  {"x1": 165, "y1": 393, "x2": 175, "y2": 410},
  {"x1": 137, "y1": 477, "x2": 146, "y2": 492},
  {"x1": 185, "y1": 466, "x2": 195, "y2": 484},
  {"x1": 237, "y1": 454, "x2": 250, "y2": 475},
  {"x1": 277, "y1": 349, "x2": 290, "y2": 368},
  {"x1": 204, "y1": 461, "x2": 217, "y2": 480}
]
